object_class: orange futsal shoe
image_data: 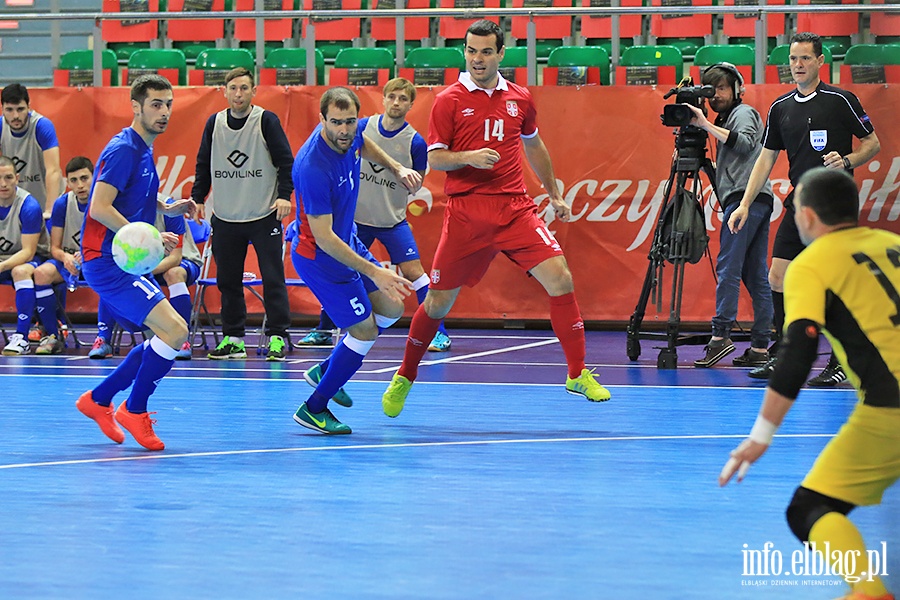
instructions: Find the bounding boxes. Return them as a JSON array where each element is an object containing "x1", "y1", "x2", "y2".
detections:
[
  {"x1": 76, "y1": 391, "x2": 125, "y2": 444},
  {"x1": 115, "y1": 402, "x2": 165, "y2": 451}
]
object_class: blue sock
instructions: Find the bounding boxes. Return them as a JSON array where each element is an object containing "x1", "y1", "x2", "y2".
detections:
[
  {"x1": 306, "y1": 335, "x2": 373, "y2": 412},
  {"x1": 35, "y1": 285, "x2": 59, "y2": 337},
  {"x1": 97, "y1": 301, "x2": 115, "y2": 342},
  {"x1": 92, "y1": 341, "x2": 146, "y2": 406},
  {"x1": 126, "y1": 336, "x2": 177, "y2": 414},
  {"x1": 14, "y1": 280, "x2": 35, "y2": 336},
  {"x1": 414, "y1": 280, "x2": 447, "y2": 336},
  {"x1": 169, "y1": 292, "x2": 192, "y2": 326}
]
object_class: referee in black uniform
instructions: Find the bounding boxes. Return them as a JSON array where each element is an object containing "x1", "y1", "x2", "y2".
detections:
[{"x1": 727, "y1": 32, "x2": 881, "y2": 384}]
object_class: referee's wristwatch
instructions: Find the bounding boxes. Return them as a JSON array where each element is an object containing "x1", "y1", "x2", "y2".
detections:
[{"x1": 842, "y1": 156, "x2": 852, "y2": 169}]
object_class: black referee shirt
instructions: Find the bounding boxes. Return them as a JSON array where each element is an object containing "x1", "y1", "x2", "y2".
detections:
[{"x1": 762, "y1": 81, "x2": 874, "y2": 187}]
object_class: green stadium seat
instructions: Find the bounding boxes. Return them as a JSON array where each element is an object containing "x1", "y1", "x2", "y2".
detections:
[
  {"x1": 840, "y1": 44, "x2": 900, "y2": 84},
  {"x1": 124, "y1": 48, "x2": 188, "y2": 86},
  {"x1": 329, "y1": 47, "x2": 396, "y2": 86},
  {"x1": 765, "y1": 43, "x2": 833, "y2": 84},
  {"x1": 398, "y1": 47, "x2": 465, "y2": 85},
  {"x1": 54, "y1": 49, "x2": 120, "y2": 86},
  {"x1": 691, "y1": 44, "x2": 754, "y2": 83},
  {"x1": 616, "y1": 45, "x2": 683, "y2": 85},
  {"x1": 544, "y1": 45, "x2": 609, "y2": 86},
  {"x1": 190, "y1": 48, "x2": 255, "y2": 85},
  {"x1": 499, "y1": 46, "x2": 529, "y2": 84},
  {"x1": 259, "y1": 47, "x2": 326, "y2": 85}
]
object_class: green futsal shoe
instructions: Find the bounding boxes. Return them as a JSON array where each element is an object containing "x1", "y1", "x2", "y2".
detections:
[
  {"x1": 565, "y1": 368, "x2": 611, "y2": 402},
  {"x1": 382, "y1": 373, "x2": 412, "y2": 418},
  {"x1": 303, "y1": 363, "x2": 353, "y2": 408},
  {"x1": 293, "y1": 402, "x2": 351, "y2": 434}
]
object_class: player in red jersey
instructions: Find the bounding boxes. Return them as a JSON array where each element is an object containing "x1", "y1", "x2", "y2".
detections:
[{"x1": 381, "y1": 19, "x2": 611, "y2": 418}]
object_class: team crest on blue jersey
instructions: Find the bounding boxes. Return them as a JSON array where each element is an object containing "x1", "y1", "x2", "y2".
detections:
[
  {"x1": 809, "y1": 129, "x2": 827, "y2": 151},
  {"x1": 506, "y1": 101, "x2": 519, "y2": 117},
  {"x1": 354, "y1": 149, "x2": 360, "y2": 162}
]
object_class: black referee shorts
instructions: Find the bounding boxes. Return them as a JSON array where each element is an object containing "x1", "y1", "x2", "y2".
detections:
[{"x1": 772, "y1": 190, "x2": 806, "y2": 261}]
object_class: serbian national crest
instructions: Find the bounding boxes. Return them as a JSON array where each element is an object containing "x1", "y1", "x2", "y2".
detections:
[{"x1": 506, "y1": 101, "x2": 519, "y2": 117}]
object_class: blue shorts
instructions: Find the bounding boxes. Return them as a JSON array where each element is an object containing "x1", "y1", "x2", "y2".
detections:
[
  {"x1": 45, "y1": 258, "x2": 87, "y2": 288},
  {"x1": 291, "y1": 235, "x2": 380, "y2": 329},
  {"x1": 356, "y1": 220, "x2": 420, "y2": 264},
  {"x1": 153, "y1": 259, "x2": 201, "y2": 288},
  {"x1": 0, "y1": 258, "x2": 45, "y2": 284},
  {"x1": 82, "y1": 256, "x2": 166, "y2": 332}
]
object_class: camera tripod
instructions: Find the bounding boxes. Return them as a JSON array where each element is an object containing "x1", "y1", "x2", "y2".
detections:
[{"x1": 626, "y1": 126, "x2": 717, "y2": 369}]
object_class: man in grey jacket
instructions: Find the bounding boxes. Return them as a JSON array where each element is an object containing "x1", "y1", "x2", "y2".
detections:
[{"x1": 688, "y1": 63, "x2": 774, "y2": 368}]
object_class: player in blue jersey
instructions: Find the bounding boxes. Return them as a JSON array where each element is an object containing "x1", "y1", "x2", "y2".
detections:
[
  {"x1": 291, "y1": 87, "x2": 423, "y2": 434},
  {"x1": 0, "y1": 155, "x2": 50, "y2": 356},
  {"x1": 299, "y1": 78, "x2": 452, "y2": 356},
  {"x1": 75, "y1": 74, "x2": 196, "y2": 451},
  {"x1": 29, "y1": 156, "x2": 95, "y2": 355}
]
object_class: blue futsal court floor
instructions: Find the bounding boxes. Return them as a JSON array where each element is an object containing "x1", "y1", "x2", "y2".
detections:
[{"x1": 0, "y1": 330, "x2": 897, "y2": 599}]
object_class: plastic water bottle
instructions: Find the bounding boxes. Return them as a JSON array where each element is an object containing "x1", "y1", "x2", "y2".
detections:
[{"x1": 65, "y1": 259, "x2": 81, "y2": 292}]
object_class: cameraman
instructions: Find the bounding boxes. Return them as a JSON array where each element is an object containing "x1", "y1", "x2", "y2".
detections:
[{"x1": 687, "y1": 63, "x2": 774, "y2": 369}]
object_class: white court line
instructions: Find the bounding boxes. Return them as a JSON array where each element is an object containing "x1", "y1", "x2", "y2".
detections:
[
  {"x1": 0, "y1": 432, "x2": 835, "y2": 470},
  {"x1": 0, "y1": 371, "x2": 853, "y2": 392},
  {"x1": 364, "y1": 338, "x2": 560, "y2": 374}
]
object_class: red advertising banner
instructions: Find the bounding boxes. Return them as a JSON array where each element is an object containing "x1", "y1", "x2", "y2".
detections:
[{"x1": 9, "y1": 85, "x2": 900, "y2": 323}]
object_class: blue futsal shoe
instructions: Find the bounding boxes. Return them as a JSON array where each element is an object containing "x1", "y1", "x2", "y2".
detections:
[
  {"x1": 427, "y1": 330, "x2": 451, "y2": 352},
  {"x1": 303, "y1": 363, "x2": 353, "y2": 408}
]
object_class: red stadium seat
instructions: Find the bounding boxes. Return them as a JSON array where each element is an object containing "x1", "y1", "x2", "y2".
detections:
[
  {"x1": 510, "y1": 0, "x2": 574, "y2": 57},
  {"x1": 233, "y1": 0, "x2": 294, "y2": 44},
  {"x1": 166, "y1": 0, "x2": 227, "y2": 54},
  {"x1": 438, "y1": 0, "x2": 501, "y2": 43},
  {"x1": 796, "y1": 0, "x2": 859, "y2": 56},
  {"x1": 721, "y1": 0, "x2": 785, "y2": 43},
  {"x1": 579, "y1": 0, "x2": 641, "y2": 45},
  {"x1": 649, "y1": 0, "x2": 713, "y2": 57},
  {"x1": 301, "y1": 0, "x2": 363, "y2": 60},
  {"x1": 102, "y1": 0, "x2": 160, "y2": 44},
  {"x1": 871, "y1": 0, "x2": 900, "y2": 43},
  {"x1": 371, "y1": 0, "x2": 432, "y2": 48}
]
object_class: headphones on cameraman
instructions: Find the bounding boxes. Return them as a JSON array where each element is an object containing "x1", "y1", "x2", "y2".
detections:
[{"x1": 709, "y1": 61, "x2": 745, "y2": 98}]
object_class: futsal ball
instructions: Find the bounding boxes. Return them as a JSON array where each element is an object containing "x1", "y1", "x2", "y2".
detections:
[{"x1": 112, "y1": 221, "x2": 165, "y2": 276}]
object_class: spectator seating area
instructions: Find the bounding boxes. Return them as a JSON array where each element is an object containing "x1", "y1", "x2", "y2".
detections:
[{"x1": 50, "y1": 1, "x2": 900, "y2": 86}]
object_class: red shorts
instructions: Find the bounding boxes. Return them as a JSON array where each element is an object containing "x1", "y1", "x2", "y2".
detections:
[{"x1": 429, "y1": 194, "x2": 564, "y2": 290}]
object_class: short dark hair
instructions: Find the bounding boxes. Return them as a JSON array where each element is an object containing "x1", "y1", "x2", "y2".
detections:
[
  {"x1": 701, "y1": 66, "x2": 739, "y2": 95},
  {"x1": 130, "y1": 74, "x2": 173, "y2": 106},
  {"x1": 1, "y1": 83, "x2": 29, "y2": 106},
  {"x1": 790, "y1": 32, "x2": 823, "y2": 58},
  {"x1": 320, "y1": 87, "x2": 360, "y2": 118},
  {"x1": 795, "y1": 167, "x2": 859, "y2": 226},
  {"x1": 225, "y1": 67, "x2": 254, "y2": 86},
  {"x1": 466, "y1": 19, "x2": 504, "y2": 52},
  {"x1": 65, "y1": 156, "x2": 94, "y2": 175},
  {"x1": 0, "y1": 155, "x2": 16, "y2": 171}
]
